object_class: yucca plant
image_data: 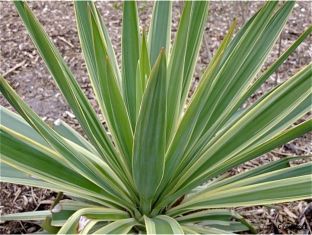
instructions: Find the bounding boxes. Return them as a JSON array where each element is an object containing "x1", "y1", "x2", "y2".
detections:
[{"x1": 1, "y1": 1, "x2": 311, "y2": 234}]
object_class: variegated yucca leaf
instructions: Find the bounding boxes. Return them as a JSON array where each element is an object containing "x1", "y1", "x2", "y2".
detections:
[{"x1": 0, "y1": 1, "x2": 311, "y2": 234}]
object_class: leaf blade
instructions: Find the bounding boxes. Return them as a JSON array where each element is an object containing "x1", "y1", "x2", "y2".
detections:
[
  {"x1": 148, "y1": 1, "x2": 172, "y2": 66},
  {"x1": 132, "y1": 50, "x2": 167, "y2": 214},
  {"x1": 122, "y1": 1, "x2": 140, "y2": 128}
]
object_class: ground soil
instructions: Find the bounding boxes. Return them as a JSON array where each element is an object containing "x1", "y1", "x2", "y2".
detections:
[{"x1": 0, "y1": 1, "x2": 311, "y2": 234}]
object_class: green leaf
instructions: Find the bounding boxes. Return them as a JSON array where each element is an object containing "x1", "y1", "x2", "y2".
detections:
[
  {"x1": 183, "y1": 114, "x2": 312, "y2": 191},
  {"x1": 0, "y1": 106, "x2": 47, "y2": 146},
  {"x1": 182, "y1": 224, "x2": 233, "y2": 234},
  {"x1": 0, "y1": 162, "x2": 58, "y2": 190},
  {"x1": 169, "y1": 174, "x2": 312, "y2": 216},
  {"x1": 57, "y1": 208, "x2": 128, "y2": 234},
  {"x1": 132, "y1": 50, "x2": 167, "y2": 214},
  {"x1": 135, "y1": 61, "x2": 143, "y2": 117},
  {"x1": 176, "y1": 209, "x2": 233, "y2": 223},
  {"x1": 198, "y1": 2, "x2": 294, "y2": 140},
  {"x1": 187, "y1": 64, "x2": 311, "y2": 184},
  {"x1": 13, "y1": 2, "x2": 127, "y2": 180},
  {"x1": 168, "y1": 3, "x2": 273, "y2": 167},
  {"x1": 122, "y1": 1, "x2": 140, "y2": 128},
  {"x1": 92, "y1": 218, "x2": 137, "y2": 234},
  {"x1": 180, "y1": 1, "x2": 209, "y2": 107},
  {"x1": 1, "y1": 106, "x2": 97, "y2": 156},
  {"x1": 74, "y1": 2, "x2": 134, "y2": 174},
  {"x1": 140, "y1": 33, "x2": 151, "y2": 87},
  {"x1": 154, "y1": 62, "x2": 311, "y2": 212},
  {"x1": 79, "y1": 220, "x2": 102, "y2": 234},
  {"x1": 89, "y1": 2, "x2": 121, "y2": 86},
  {"x1": 50, "y1": 200, "x2": 97, "y2": 227},
  {"x1": 74, "y1": 2, "x2": 121, "y2": 89},
  {"x1": 148, "y1": 1, "x2": 172, "y2": 66},
  {"x1": 144, "y1": 215, "x2": 184, "y2": 234},
  {"x1": 166, "y1": 1, "x2": 192, "y2": 143},
  {"x1": 155, "y1": 19, "x2": 237, "y2": 204},
  {"x1": 186, "y1": 2, "x2": 294, "y2": 165},
  {"x1": 176, "y1": 209, "x2": 256, "y2": 233},
  {"x1": 0, "y1": 127, "x2": 118, "y2": 208},
  {"x1": 201, "y1": 156, "x2": 311, "y2": 193},
  {"x1": 53, "y1": 119, "x2": 98, "y2": 155},
  {"x1": 0, "y1": 78, "x2": 135, "y2": 209},
  {"x1": 239, "y1": 24, "x2": 312, "y2": 109},
  {"x1": 198, "y1": 162, "x2": 312, "y2": 195},
  {"x1": 198, "y1": 221, "x2": 249, "y2": 233},
  {"x1": 0, "y1": 210, "x2": 51, "y2": 223},
  {"x1": 179, "y1": 120, "x2": 312, "y2": 206},
  {"x1": 136, "y1": 32, "x2": 151, "y2": 117}
]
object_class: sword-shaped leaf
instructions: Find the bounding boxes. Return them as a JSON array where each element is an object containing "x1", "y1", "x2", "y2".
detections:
[
  {"x1": 57, "y1": 208, "x2": 128, "y2": 234},
  {"x1": 74, "y1": 2, "x2": 134, "y2": 169},
  {"x1": 144, "y1": 215, "x2": 183, "y2": 234},
  {"x1": 180, "y1": 1, "x2": 209, "y2": 107},
  {"x1": 132, "y1": 50, "x2": 167, "y2": 214},
  {"x1": 92, "y1": 218, "x2": 137, "y2": 234},
  {"x1": 166, "y1": 1, "x2": 192, "y2": 143},
  {"x1": 169, "y1": 168, "x2": 311, "y2": 216},
  {"x1": 122, "y1": 1, "x2": 140, "y2": 128},
  {"x1": 13, "y1": 2, "x2": 126, "y2": 179},
  {"x1": 0, "y1": 78, "x2": 134, "y2": 209},
  {"x1": 148, "y1": 1, "x2": 172, "y2": 66}
]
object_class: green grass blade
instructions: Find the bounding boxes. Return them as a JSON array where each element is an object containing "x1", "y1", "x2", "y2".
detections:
[
  {"x1": 132, "y1": 50, "x2": 167, "y2": 215},
  {"x1": 148, "y1": 1, "x2": 172, "y2": 66},
  {"x1": 122, "y1": 1, "x2": 140, "y2": 128},
  {"x1": 180, "y1": 1, "x2": 209, "y2": 107}
]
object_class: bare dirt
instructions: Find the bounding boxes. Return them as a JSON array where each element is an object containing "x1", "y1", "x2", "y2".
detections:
[{"x1": 0, "y1": 1, "x2": 311, "y2": 234}]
